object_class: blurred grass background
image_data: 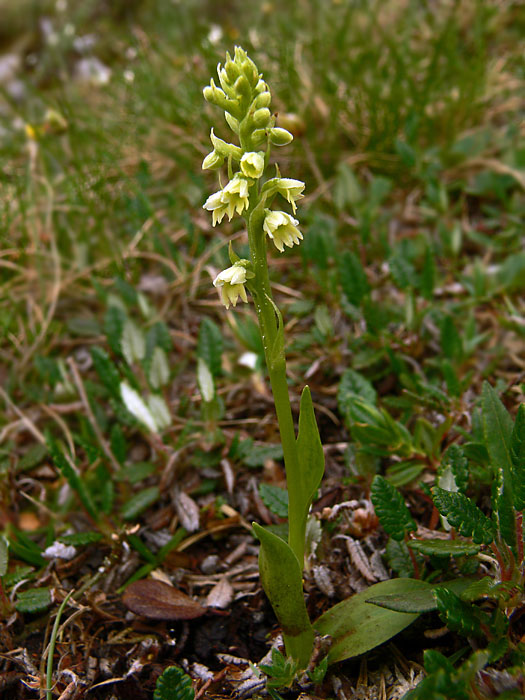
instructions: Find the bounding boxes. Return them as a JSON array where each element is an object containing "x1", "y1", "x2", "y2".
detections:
[{"x1": 0, "y1": 0, "x2": 523, "y2": 388}]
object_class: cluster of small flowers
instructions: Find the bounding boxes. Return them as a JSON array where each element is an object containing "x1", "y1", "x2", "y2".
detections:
[{"x1": 201, "y1": 47, "x2": 306, "y2": 309}]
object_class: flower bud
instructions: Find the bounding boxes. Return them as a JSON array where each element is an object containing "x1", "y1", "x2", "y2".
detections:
[
  {"x1": 255, "y1": 91, "x2": 271, "y2": 109},
  {"x1": 225, "y1": 112, "x2": 240, "y2": 134},
  {"x1": 251, "y1": 129, "x2": 268, "y2": 148},
  {"x1": 240, "y1": 151, "x2": 265, "y2": 179},
  {"x1": 253, "y1": 107, "x2": 271, "y2": 128},
  {"x1": 210, "y1": 128, "x2": 242, "y2": 160},
  {"x1": 202, "y1": 150, "x2": 224, "y2": 170},
  {"x1": 233, "y1": 75, "x2": 251, "y2": 102},
  {"x1": 255, "y1": 79, "x2": 268, "y2": 94},
  {"x1": 269, "y1": 127, "x2": 293, "y2": 146}
]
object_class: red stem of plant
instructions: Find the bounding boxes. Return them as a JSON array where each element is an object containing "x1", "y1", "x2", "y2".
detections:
[{"x1": 490, "y1": 542, "x2": 508, "y2": 581}]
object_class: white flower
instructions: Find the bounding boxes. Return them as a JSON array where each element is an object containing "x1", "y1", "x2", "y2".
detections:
[
  {"x1": 240, "y1": 151, "x2": 265, "y2": 179},
  {"x1": 275, "y1": 178, "x2": 305, "y2": 213},
  {"x1": 203, "y1": 173, "x2": 250, "y2": 225},
  {"x1": 221, "y1": 174, "x2": 250, "y2": 219},
  {"x1": 203, "y1": 190, "x2": 229, "y2": 226},
  {"x1": 213, "y1": 262, "x2": 252, "y2": 309},
  {"x1": 263, "y1": 210, "x2": 303, "y2": 252}
]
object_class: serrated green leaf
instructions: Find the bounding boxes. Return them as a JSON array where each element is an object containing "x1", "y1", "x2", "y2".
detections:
[
  {"x1": 385, "y1": 538, "x2": 414, "y2": 577},
  {"x1": 315, "y1": 578, "x2": 422, "y2": 663},
  {"x1": 337, "y1": 369, "x2": 377, "y2": 424},
  {"x1": 121, "y1": 486, "x2": 160, "y2": 521},
  {"x1": 482, "y1": 382, "x2": 513, "y2": 484},
  {"x1": 91, "y1": 346, "x2": 121, "y2": 400},
  {"x1": 197, "y1": 318, "x2": 223, "y2": 378},
  {"x1": 253, "y1": 522, "x2": 314, "y2": 667},
  {"x1": 110, "y1": 423, "x2": 127, "y2": 464},
  {"x1": 441, "y1": 444, "x2": 469, "y2": 493},
  {"x1": 408, "y1": 539, "x2": 480, "y2": 557},
  {"x1": 389, "y1": 255, "x2": 417, "y2": 290},
  {"x1": 3, "y1": 566, "x2": 35, "y2": 587},
  {"x1": 146, "y1": 322, "x2": 173, "y2": 354},
  {"x1": 259, "y1": 483, "x2": 288, "y2": 518},
  {"x1": 333, "y1": 163, "x2": 362, "y2": 211},
  {"x1": 433, "y1": 587, "x2": 488, "y2": 638},
  {"x1": 104, "y1": 305, "x2": 127, "y2": 355},
  {"x1": 47, "y1": 434, "x2": 99, "y2": 520},
  {"x1": 511, "y1": 404, "x2": 525, "y2": 510},
  {"x1": 371, "y1": 475, "x2": 416, "y2": 541},
  {"x1": 432, "y1": 487, "x2": 495, "y2": 544},
  {"x1": 154, "y1": 666, "x2": 195, "y2": 700},
  {"x1": 338, "y1": 250, "x2": 369, "y2": 306},
  {"x1": 15, "y1": 587, "x2": 52, "y2": 613}
]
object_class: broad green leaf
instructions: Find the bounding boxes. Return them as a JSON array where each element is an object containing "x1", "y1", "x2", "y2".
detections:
[
  {"x1": 432, "y1": 487, "x2": 495, "y2": 544},
  {"x1": 253, "y1": 523, "x2": 314, "y2": 667},
  {"x1": 154, "y1": 666, "x2": 195, "y2": 700},
  {"x1": 371, "y1": 475, "x2": 416, "y2": 541},
  {"x1": 197, "y1": 318, "x2": 223, "y2": 378},
  {"x1": 197, "y1": 358, "x2": 215, "y2": 402},
  {"x1": 259, "y1": 483, "x2": 288, "y2": 518},
  {"x1": 315, "y1": 578, "x2": 423, "y2": 663},
  {"x1": 434, "y1": 587, "x2": 488, "y2": 638},
  {"x1": 4, "y1": 566, "x2": 35, "y2": 587},
  {"x1": 338, "y1": 250, "x2": 369, "y2": 306},
  {"x1": 408, "y1": 539, "x2": 480, "y2": 557},
  {"x1": 367, "y1": 577, "x2": 478, "y2": 613},
  {"x1": 15, "y1": 587, "x2": 52, "y2": 613},
  {"x1": 121, "y1": 486, "x2": 160, "y2": 521},
  {"x1": 17, "y1": 444, "x2": 48, "y2": 472}
]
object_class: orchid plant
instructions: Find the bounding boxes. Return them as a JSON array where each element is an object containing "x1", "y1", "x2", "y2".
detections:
[
  {"x1": 201, "y1": 48, "x2": 430, "y2": 673},
  {"x1": 202, "y1": 47, "x2": 323, "y2": 666}
]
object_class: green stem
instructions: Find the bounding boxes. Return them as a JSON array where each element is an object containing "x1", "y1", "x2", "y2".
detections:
[
  {"x1": 46, "y1": 590, "x2": 74, "y2": 700},
  {"x1": 246, "y1": 202, "x2": 305, "y2": 569}
]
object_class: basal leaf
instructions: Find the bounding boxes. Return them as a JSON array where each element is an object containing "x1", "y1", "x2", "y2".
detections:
[
  {"x1": 253, "y1": 522, "x2": 314, "y2": 667},
  {"x1": 366, "y1": 577, "x2": 476, "y2": 614},
  {"x1": 432, "y1": 487, "x2": 495, "y2": 544},
  {"x1": 408, "y1": 539, "x2": 480, "y2": 557},
  {"x1": 315, "y1": 578, "x2": 422, "y2": 663},
  {"x1": 371, "y1": 475, "x2": 416, "y2": 541}
]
